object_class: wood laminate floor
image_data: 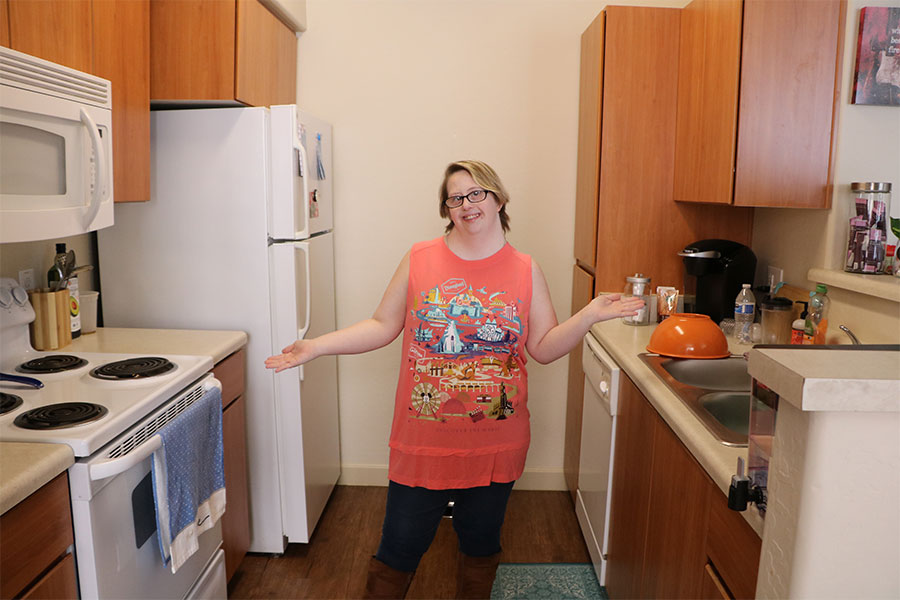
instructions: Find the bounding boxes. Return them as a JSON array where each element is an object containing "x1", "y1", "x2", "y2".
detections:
[{"x1": 228, "y1": 485, "x2": 590, "y2": 599}]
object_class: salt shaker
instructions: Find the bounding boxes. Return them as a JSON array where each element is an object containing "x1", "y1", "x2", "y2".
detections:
[
  {"x1": 845, "y1": 182, "x2": 891, "y2": 274},
  {"x1": 622, "y1": 273, "x2": 651, "y2": 326}
]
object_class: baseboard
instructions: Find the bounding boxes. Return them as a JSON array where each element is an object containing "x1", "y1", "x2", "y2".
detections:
[{"x1": 338, "y1": 464, "x2": 567, "y2": 491}]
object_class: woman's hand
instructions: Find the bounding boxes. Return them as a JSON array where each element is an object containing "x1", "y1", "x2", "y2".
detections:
[
  {"x1": 589, "y1": 293, "x2": 646, "y2": 322},
  {"x1": 265, "y1": 339, "x2": 318, "y2": 373}
]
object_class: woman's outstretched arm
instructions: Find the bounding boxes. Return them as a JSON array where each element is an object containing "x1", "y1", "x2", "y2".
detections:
[
  {"x1": 265, "y1": 251, "x2": 410, "y2": 372},
  {"x1": 525, "y1": 261, "x2": 643, "y2": 365}
]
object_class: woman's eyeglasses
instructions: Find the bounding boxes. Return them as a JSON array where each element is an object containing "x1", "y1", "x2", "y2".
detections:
[{"x1": 444, "y1": 189, "x2": 490, "y2": 209}]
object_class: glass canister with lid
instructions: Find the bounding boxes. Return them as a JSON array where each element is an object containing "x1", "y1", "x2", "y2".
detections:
[
  {"x1": 622, "y1": 273, "x2": 651, "y2": 325},
  {"x1": 845, "y1": 182, "x2": 891, "y2": 274}
]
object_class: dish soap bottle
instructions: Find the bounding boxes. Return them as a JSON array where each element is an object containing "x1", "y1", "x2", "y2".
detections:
[
  {"x1": 803, "y1": 284, "x2": 829, "y2": 344},
  {"x1": 734, "y1": 283, "x2": 756, "y2": 344},
  {"x1": 790, "y1": 301, "x2": 809, "y2": 345}
]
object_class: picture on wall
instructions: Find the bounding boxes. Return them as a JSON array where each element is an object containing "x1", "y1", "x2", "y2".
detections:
[{"x1": 851, "y1": 6, "x2": 900, "y2": 105}]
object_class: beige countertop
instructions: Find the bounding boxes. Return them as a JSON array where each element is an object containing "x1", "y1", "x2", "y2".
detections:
[
  {"x1": 0, "y1": 327, "x2": 247, "y2": 515},
  {"x1": 0, "y1": 442, "x2": 74, "y2": 515},
  {"x1": 588, "y1": 319, "x2": 766, "y2": 536},
  {"x1": 748, "y1": 346, "x2": 899, "y2": 412},
  {"x1": 67, "y1": 327, "x2": 248, "y2": 364}
]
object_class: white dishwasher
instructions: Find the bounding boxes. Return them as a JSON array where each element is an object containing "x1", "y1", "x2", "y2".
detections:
[{"x1": 575, "y1": 332, "x2": 620, "y2": 587}]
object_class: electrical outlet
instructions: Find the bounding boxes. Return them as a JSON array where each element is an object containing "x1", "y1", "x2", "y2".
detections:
[
  {"x1": 18, "y1": 268, "x2": 35, "y2": 291},
  {"x1": 767, "y1": 266, "x2": 784, "y2": 290}
]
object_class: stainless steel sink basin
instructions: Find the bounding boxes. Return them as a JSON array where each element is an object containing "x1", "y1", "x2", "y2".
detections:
[
  {"x1": 661, "y1": 357, "x2": 751, "y2": 391},
  {"x1": 639, "y1": 354, "x2": 751, "y2": 446}
]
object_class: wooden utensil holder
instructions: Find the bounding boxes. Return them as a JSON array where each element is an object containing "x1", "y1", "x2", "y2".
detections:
[{"x1": 28, "y1": 289, "x2": 71, "y2": 350}]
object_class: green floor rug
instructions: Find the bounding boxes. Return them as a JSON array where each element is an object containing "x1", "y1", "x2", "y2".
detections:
[{"x1": 491, "y1": 563, "x2": 608, "y2": 600}]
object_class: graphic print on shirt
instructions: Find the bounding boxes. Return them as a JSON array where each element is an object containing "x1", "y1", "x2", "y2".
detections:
[{"x1": 406, "y1": 276, "x2": 524, "y2": 424}]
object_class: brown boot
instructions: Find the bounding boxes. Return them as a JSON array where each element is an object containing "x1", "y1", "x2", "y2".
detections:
[
  {"x1": 363, "y1": 556, "x2": 414, "y2": 599},
  {"x1": 455, "y1": 552, "x2": 501, "y2": 599}
]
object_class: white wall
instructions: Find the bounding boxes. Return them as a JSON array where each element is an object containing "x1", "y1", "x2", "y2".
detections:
[
  {"x1": 297, "y1": 0, "x2": 688, "y2": 488},
  {"x1": 751, "y1": 0, "x2": 900, "y2": 345}
]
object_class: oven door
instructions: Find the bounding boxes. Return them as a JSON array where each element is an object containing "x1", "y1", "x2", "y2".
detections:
[{"x1": 68, "y1": 376, "x2": 224, "y2": 600}]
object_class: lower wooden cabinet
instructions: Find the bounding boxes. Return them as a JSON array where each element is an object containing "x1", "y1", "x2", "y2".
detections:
[
  {"x1": 212, "y1": 347, "x2": 250, "y2": 582},
  {"x1": 0, "y1": 472, "x2": 77, "y2": 600},
  {"x1": 606, "y1": 373, "x2": 761, "y2": 599}
]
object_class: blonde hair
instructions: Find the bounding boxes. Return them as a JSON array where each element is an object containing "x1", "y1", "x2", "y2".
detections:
[{"x1": 438, "y1": 160, "x2": 510, "y2": 233}]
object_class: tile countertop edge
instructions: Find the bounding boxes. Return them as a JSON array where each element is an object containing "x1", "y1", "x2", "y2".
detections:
[
  {"x1": 66, "y1": 327, "x2": 249, "y2": 364},
  {"x1": 0, "y1": 442, "x2": 75, "y2": 515},
  {"x1": 588, "y1": 320, "x2": 765, "y2": 537}
]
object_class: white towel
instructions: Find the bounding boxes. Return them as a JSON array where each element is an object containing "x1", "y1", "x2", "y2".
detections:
[{"x1": 152, "y1": 386, "x2": 226, "y2": 573}]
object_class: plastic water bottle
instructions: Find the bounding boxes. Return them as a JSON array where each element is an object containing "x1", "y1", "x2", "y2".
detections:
[
  {"x1": 803, "y1": 284, "x2": 830, "y2": 344},
  {"x1": 734, "y1": 284, "x2": 756, "y2": 344}
]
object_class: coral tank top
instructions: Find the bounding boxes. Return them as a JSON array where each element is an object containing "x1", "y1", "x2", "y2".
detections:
[{"x1": 388, "y1": 237, "x2": 533, "y2": 489}]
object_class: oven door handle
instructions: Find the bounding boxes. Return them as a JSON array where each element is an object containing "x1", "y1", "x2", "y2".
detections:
[{"x1": 89, "y1": 435, "x2": 162, "y2": 481}]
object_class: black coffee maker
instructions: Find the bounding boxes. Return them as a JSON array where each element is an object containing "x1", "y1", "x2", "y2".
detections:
[{"x1": 679, "y1": 239, "x2": 757, "y2": 324}]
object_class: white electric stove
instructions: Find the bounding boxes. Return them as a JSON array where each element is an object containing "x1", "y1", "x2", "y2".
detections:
[{"x1": 0, "y1": 277, "x2": 226, "y2": 599}]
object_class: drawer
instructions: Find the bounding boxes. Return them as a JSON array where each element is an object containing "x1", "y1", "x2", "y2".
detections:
[
  {"x1": 212, "y1": 347, "x2": 246, "y2": 409},
  {"x1": 0, "y1": 472, "x2": 74, "y2": 599}
]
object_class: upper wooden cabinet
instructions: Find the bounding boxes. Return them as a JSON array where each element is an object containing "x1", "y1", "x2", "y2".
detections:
[
  {"x1": 572, "y1": 6, "x2": 753, "y2": 290},
  {"x1": 3, "y1": 0, "x2": 151, "y2": 203},
  {"x1": 673, "y1": 0, "x2": 845, "y2": 209},
  {"x1": 150, "y1": 0, "x2": 297, "y2": 107},
  {"x1": 93, "y1": 0, "x2": 151, "y2": 204},
  {"x1": 4, "y1": 0, "x2": 93, "y2": 72}
]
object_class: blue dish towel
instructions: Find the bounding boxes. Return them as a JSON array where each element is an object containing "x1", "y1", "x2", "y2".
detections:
[{"x1": 151, "y1": 386, "x2": 226, "y2": 573}]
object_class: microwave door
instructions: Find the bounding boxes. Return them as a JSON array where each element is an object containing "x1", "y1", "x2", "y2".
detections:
[{"x1": 269, "y1": 105, "x2": 309, "y2": 241}]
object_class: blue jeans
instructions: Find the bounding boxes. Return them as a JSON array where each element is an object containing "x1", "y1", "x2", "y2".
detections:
[{"x1": 375, "y1": 480, "x2": 515, "y2": 573}]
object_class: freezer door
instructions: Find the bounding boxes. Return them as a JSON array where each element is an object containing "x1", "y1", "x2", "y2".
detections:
[
  {"x1": 267, "y1": 233, "x2": 341, "y2": 543},
  {"x1": 268, "y1": 106, "x2": 333, "y2": 240},
  {"x1": 298, "y1": 110, "x2": 333, "y2": 236}
]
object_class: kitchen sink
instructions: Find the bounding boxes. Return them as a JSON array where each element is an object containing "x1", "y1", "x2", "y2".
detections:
[{"x1": 639, "y1": 354, "x2": 751, "y2": 446}]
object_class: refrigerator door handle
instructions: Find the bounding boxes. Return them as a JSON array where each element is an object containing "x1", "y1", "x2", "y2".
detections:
[
  {"x1": 296, "y1": 241, "x2": 312, "y2": 341},
  {"x1": 297, "y1": 142, "x2": 311, "y2": 240},
  {"x1": 295, "y1": 241, "x2": 311, "y2": 382}
]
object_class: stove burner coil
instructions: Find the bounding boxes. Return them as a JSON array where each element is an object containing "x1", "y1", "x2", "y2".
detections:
[
  {"x1": 0, "y1": 393, "x2": 23, "y2": 415},
  {"x1": 13, "y1": 402, "x2": 108, "y2": 429},
  {"x1": 18, "y1": 355, "x2": 89, "y2": 374},
  {"x1": 91, "y1": 357, "x2": 176, "y2": 380}
]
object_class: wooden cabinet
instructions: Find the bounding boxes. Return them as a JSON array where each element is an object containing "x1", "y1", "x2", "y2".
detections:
[
  {"x1": 0, "y1": 473, "x2": 77, "y2": 600},
  {"x1": 567, "y1": 5, "x2": 754, "y2": 499},
  {"x1": 606, "y1": 373, "x2": 761, "y2": 599},
  {"x1": 572, "y1": 6, "x2": 753, "y2": 292},
  {"x1": 150, "y1": 0, "x2": 297, "y2": 107},
  {"x1": 4, "y1": 0, "x2": 92, "y2": 72},
  {"x1": 212, "y1": 347, "x2": 250, "y2": 582},
  {"x1": 92, "y1": 0, "x2": 151, "y2": 204},
  {"x1": 673, "y1": 0, "x2": 845, "y2": 208},
  {"x1": 2, "y1": 0, "x2": 151, "y2": 203}
]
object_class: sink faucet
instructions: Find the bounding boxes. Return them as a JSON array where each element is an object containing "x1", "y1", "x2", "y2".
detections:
[{"x1": 839, "y1": 325, "x2": 860, "y2": 345}]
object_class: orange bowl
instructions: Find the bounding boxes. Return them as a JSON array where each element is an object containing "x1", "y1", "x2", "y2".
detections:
[{"x1": 646, "y1": 313, "x2": 730, "y2": 359}]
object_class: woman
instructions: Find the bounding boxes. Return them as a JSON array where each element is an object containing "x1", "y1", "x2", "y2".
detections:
[{"x1": 266, "y1": 160, "x2": 643, "y2": 598}]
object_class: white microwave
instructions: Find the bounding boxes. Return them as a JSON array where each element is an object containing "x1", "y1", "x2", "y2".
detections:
[{"x1": 0, "y1": 46, "x2": 114, "y2": 243}]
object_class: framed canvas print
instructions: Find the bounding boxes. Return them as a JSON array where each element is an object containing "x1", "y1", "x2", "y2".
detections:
[{"x1": 851, "y1": 6, "x2": 900, "y2": 105}]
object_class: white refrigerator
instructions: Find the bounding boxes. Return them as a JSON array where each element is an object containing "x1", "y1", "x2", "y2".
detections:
[{"x1": 97, "y1": 105, "x2": 340, "y2": 553}]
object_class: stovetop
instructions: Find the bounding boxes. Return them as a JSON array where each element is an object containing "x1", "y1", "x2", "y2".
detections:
[
  {"x1": 0, "y1": 350, "x2": 213, "y2": 456},
  {"x1": 0, "y1": 277, "x2": 213, "y2": 457}
]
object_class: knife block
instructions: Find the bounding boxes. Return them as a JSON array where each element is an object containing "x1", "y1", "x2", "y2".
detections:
[{"x1": 28, "y1": 289, "x2": 72, "y2": 350}]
